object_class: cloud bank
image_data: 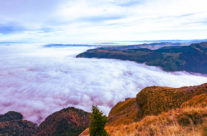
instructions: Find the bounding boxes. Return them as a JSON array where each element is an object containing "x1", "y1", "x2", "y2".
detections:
[{"x1": 0, "y1": 45, "x2": 207, "y2": 124}]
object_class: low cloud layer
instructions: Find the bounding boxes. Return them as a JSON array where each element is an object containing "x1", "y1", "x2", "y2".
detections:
[{"x1": 0, "y1": 45, "x2": 207, "y2": 124}]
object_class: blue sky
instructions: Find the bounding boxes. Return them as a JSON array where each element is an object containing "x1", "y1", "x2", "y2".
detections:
[{"x1": 0, "y1": 0, "x2": 207, "y2": 43}]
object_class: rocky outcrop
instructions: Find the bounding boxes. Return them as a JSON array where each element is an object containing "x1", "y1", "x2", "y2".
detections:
[
  {"x1": 0, "y1": 112, "x2": 37, "y2": 136},
  {"x1": 0, "y1": 107, "x2": 90, "y2": 136},
  {"x1": 36, "y1": 107, "x2": 90, "y2": 136},
  {"x1": 0, "y1": 111, "x2": 23, "y2": 122}
]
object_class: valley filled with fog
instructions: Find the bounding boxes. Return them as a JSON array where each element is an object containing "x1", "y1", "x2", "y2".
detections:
[{"x1": 1, "y1": 44, "x2": 207, "y2": 124}]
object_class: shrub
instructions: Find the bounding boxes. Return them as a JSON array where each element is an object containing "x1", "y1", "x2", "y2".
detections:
[{"x1": 89, "y1": 106, "x2": 109, "y2": 136}]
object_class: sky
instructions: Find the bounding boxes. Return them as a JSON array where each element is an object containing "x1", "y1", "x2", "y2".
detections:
[{"x1": 0, "y1": 0, "x2": 207, "y2": 43}]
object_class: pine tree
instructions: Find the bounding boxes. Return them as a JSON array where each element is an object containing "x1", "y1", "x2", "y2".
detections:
[{"x1": 89, "y1": 106, "x2": 109, "y2": 136}]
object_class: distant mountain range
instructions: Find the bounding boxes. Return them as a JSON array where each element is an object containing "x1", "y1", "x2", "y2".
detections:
[
  {"x1": 43, "y1": 39, "x2": 207, "y2": 48},
  {"x1": 77, "y1": 42, "x2": 207, "y2": 74},
  {"x1": 44, "y1": 44, "x2": 96, "y2": 48},
  {"x1": 1, "y1": 39, "x2": 207, "y2": 46}
]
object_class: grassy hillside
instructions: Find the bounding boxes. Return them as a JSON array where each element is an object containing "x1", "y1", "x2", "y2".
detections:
[
  {"x1": 136, "y1": 83, "x2": 207, "y2": 119},
  {"x1": 77, "y1": 42, "x2": 207, "y2": 74},
  {"x1": 81, "y1": 107, "x2": 207, "y2": 136},
  {"x1": 107, "y1": 83, "x2": 207, "y2": 136},
  {"x1": 181, "y1": 93, "x2": 207, "y2": 108},
  {"x1": 106, "y1": 106, "x2": 207, "y2": 136},
  {"x1": 80, "y1": 83, "x2": 207, "y2": 136}
]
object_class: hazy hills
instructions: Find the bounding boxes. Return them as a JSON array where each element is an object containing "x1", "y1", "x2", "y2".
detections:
[
  {"x1": 43, "y1": 39, "x2": 207, "y2": 49},
  {"x1": 77, "y1": 42, "x2": 207, "y2": 74}
]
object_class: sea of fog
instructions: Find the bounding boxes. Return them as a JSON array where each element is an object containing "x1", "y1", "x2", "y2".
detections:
[{"x1": 0, "y1": 44, "x2": 207, "y2": 124}]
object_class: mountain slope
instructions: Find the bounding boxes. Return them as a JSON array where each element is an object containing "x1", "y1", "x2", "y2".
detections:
[
  {"x1": 80, "y1": 83, "x2": 207, "y2": 136},
  {"x1": 77, "y1": 42, "x2": 207, "y2": 74}
]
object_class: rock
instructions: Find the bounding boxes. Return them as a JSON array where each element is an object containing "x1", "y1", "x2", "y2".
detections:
[
  {"x1": 0, "y1": 111, "x2": 23, "y2": 122},
  {"x1": 0, "y1": 112, "x2": 37, "y2": 136}
]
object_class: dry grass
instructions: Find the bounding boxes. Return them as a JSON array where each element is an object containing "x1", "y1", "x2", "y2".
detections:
[
  {"x1": 106, "y1": 106, "x2": 207, "y2": 136},
  {"x1": 80, "y1": 106, "x2": 207, "y2": 136},
  {"x1": 182, "y1": 93, "x2": 207, "y2": 108},
  {"x1": 136, "y1": 84, "x2": 207, "y2": 120},
  {"x1": 79, "y1": 84, "x2": 207, "y2": 136},
  {"x1": 107, "y1": 98, "x2": 138, "y2": 126},
  {"x1": 79, "y1": 128, "x2": 89, "y2": 136}
]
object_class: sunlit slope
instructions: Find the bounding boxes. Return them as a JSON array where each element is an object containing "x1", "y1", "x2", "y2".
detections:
[{"x1": 80, "y1": 83, "x2": 207, "y2": 136}]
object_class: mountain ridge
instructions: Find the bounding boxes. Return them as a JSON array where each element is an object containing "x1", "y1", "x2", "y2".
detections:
[{"x1": 77, "y1": 42, "x2": 207, "y2": 74}]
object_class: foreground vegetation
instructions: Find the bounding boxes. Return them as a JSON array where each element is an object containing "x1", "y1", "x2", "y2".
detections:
[{"x1": 90, "y1": 106, "x2": 109, "y2": 136}]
